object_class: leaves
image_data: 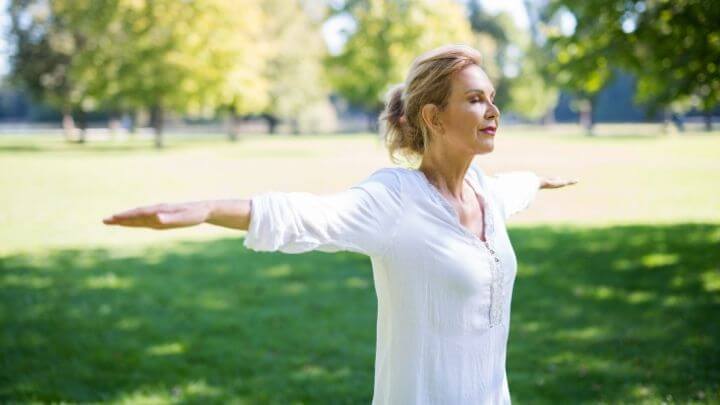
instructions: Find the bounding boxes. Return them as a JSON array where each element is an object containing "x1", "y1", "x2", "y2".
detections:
[
  {"x1": 544, "y1": 0, "x2": 720, "y2": 113},
  {"x1": 326, "y1": 0, "x2": 474, "y2": 112}
]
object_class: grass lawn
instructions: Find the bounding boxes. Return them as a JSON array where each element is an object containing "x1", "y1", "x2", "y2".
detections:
[{"x1": 1, "y1": 131, "x2": 719, "y2": 403}]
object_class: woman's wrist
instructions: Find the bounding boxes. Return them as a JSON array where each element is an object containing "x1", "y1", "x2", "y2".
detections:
[
  {"x1": 204, "y1": 200, "x2": 225, "y2": 225},
  {"x1": 204, "y1": 199, "x2": 252, "y2": 230},
  {"x1": 196, "y1": 200, "x2": 216, "y2": 222}
]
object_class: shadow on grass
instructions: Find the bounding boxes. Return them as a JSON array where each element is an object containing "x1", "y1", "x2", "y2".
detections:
[
  {"x1": 506, "y1": 223, "x2": 720, "y2": 404},
  {"x1": 1, "y1": 223, "x2": 718, "y2": 403}
]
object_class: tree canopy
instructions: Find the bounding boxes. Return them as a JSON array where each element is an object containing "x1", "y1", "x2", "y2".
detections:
[
  {"x1": 544, "y1": 0, "x2": 720, "y2": 124},
  {"x1": 326, "y1": 0, "x2": 474, "y2": 116}
]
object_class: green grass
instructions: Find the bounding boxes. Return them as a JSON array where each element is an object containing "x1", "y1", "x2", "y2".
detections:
[
  {"x1": 1, "y1": 132, "x2": 719, "y2": 403},
  {"x1": 2, "y1": 224, "x2": 718, "y2": 403},
  {"x1": 1, "y1": 239, "x2": 378, "y2": 403}
]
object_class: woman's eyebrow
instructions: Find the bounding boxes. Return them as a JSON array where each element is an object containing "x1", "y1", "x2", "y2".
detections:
[{"x1": 464, "y1": 89, "x2": 496, "y2": 98}]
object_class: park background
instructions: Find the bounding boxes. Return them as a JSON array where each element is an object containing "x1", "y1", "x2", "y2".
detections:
[{"x1": 0, "y1": 0, "x2": 718, "y2": 403}]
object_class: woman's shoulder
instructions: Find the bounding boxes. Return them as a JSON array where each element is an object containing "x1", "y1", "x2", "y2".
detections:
[
  {"x1": 346, "y1": 167, "x2": 409, "y2": 213},
  {"x1": 350, "y1": 166, "x2": 426, "y2": 203},
  {"x1": 360, "y1": 166, "x2": 416, "y2": 185},
  {"x1": 351, "y1": 166, "x2": 408, "y2": 194}
]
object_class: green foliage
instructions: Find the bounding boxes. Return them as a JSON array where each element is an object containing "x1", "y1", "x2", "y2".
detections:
[
  {"x1": 544, "y1": 0, "x2": 720, "y2": 114},
  {"x1": 7, "y1": 0, "x2": 271, "y2": 118},
  {"x1": 7, "y1": 0, "x2": 86, "y2": 112},
  {"x1": 467, "y1": 11, "x2": 512, "y2": 106},
  {"x1": 87, "y1": 0, "x2": 268, "y2": 116},
  {"x1": 211, "y1": 0, "x2": 270, "y2": 116},
  {"x1": 473, "y1": 7, "x2": 559, "y2": 121},
  {"x1": 506, "y1": 56, "x2": 560, "y2": 121},
  {"x1": 630, "y1": 0, "x2": 720, "y2": 113},
  {"x1": 327, "y1": 0, "x2": 474, "y2": 112},
  {"x1": 260, "y1": 0, "x2": 330, "y2": 125},
  {"x1": 542, "y1": 3, "x2": 614, "y2": 99}
]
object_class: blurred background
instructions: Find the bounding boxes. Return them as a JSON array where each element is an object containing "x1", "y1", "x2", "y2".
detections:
[{"x1": 0, "y1": 0, "x2": 718, "y2": 403}]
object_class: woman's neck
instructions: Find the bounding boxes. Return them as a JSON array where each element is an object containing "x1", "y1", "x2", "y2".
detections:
[{"x1": 418, "y1": 147, "x2": 474, "y2": 200}]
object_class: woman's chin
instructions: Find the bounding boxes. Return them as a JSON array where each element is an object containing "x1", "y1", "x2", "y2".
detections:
[{"x1": 474, "y1": 139, "x2": 494, "y2": 154}]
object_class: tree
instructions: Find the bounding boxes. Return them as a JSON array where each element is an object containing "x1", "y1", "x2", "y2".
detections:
[
  {"x1": 505, "y1": 45, "x2": 560, "y2": 122},
  {"x1": 7, "y1": 0, "x2": 270, "y2": 147},
  {"x1": 90, "y1": 0, "x2": 268, "y2": 148},
  {"x1": 630, "y1": 0, "x2": 720, "y2": 130},
  {"x1": 541, "y1": 3, "x2": 614, "y2": 134},
  {"x1": 6, "y1": 0, "x2": 102, "y2": 142},
  {"x1": 466, "y1": 1, "x2": 559, "y2": 122},
  {"x1": 259, "y1": 0, "x2": 329, "y2": 135},
  {"x1": 543, "y1": 0, "x2": 720, "y2": 132},
  {"x1": 210, "y1": 0, "x2": 269, "y2": 141},
  {"x1": 327, "y1": 0, "x2": 474, "y2": 130}
]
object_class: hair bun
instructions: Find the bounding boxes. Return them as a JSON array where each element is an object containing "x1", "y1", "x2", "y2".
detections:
[{"x1": 379, "y1": 44, "x2": 483, "y2": 164}]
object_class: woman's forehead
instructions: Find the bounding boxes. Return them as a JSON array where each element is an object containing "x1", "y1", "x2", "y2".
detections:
[{"x1": 452, "y1": 65, "x2": 494, "y2": 95}]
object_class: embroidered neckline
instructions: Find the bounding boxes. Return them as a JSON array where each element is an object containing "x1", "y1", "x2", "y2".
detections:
[
  {"x1": 410, "y1": 166, "x2": 496, "y2": 244},
  {"x1": 409, "y1": 165, "x2": 504, "y2": 328}
]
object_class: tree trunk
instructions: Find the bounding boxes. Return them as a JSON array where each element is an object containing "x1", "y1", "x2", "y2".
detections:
[
  {"x1": 128, "y1": 110, "x2": 138, "y2": 135},
  {"x1": 151, "y1": 105, "x2": 164, "y2": 149},
  {"x1": 661, "y1": 108, "x2": 671, "y2": 135},
  {"x1": 264, "y1": 114, "x2": 278, "y2": 135},
  {"x1": 579, "y1": 99, "x2": 595, "y2": 136},
  {"x1": 541, "y1": 107, "x2": 556, "y2": 125},
  {"x1": 367, "y1": 111, "x2": 379, "y2": 132},
  {"x1": 76, "y1": 110, "x2": 87, "y2": 144},
  {"x1": 108, "y1": 112, "x2": 121, "y2": 140},
  {"x1": 291, "y1": 118, "x2": 300, "y2": 135},
  {"x1": 704, "y1": 109, "x2": 713, "y2": 132},
  {"x1": 62, "y1": 109, "x2": 76, "y2": 142},
  {"x1": 227, "y1": 109, "x2": 240, "y2": 142},
  {"x1": 669, "y1": 110, "x2": 686, "y2": 133}
]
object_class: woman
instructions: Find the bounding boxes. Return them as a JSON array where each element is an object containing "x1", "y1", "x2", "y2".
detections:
[{"x1": 104, "y1": 44, "x2": 577, "y2": 404}]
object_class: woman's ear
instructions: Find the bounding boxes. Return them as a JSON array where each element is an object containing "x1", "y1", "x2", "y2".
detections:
[{"x1": 421, "y1": 104, "x2": 443, "y2": 135}]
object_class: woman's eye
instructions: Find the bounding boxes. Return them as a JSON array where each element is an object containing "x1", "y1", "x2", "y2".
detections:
[{"x1": 470, "y1": 98, "x2": 481, "y2": 103}]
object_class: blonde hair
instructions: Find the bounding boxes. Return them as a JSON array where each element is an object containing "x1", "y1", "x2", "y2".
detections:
[{"x1": 379, "y1": 44, "x2": 483, "y2": 164}]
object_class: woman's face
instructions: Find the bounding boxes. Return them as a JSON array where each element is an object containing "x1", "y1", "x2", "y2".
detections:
[{"x1": 435, "y1": 65, "x2": 500, "y2": 156}]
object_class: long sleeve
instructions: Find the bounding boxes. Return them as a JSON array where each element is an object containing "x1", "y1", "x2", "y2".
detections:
[
  {"x1": 243, "y1": 168, "x2": 404, "y2": 256},
  {"x1": 485, "y1": 171, "x2": 541, "y2": 220}
]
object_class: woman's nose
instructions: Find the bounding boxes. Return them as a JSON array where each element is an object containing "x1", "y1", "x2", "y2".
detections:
[{"x1": 485, "y1": 102, "x2": 500, "y2": 120}]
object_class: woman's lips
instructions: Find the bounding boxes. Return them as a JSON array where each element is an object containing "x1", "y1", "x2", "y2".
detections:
[{"x1": 479, "y1": 126, "x2": 496, "y2": 135}]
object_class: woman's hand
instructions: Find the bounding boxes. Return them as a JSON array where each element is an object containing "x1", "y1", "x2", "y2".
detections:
[
  {"x1": 102, "y1": 202, "x2": 212, "y2": 230},
  {"x1": 539, "y1": 176, "x2": 578, "y2": 189}
]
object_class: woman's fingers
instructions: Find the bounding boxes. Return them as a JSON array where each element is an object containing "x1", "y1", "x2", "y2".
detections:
[
  {"x1": 103, "y1": 202, "x2": 207, "y2": 229},
  {"x1": 541, "y1": 177, "x2": 579, "y2": 189},
  {"x1": 103, "y1": 204, "x2": 170, "y2": 226},
  {"x1": 107, "y1": 207, "x2": 149, "y2": 220},
  {"x1": 103, "y1": 213, "x2": 160, "y2": 227},
  {"x1": 560, "y1": 178, "x2": 579, "y2": 186}
]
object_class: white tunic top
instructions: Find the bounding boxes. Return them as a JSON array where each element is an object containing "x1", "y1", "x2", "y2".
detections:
[{"x1": 244, "y1": 163, "x2": 541, "y2": 404}]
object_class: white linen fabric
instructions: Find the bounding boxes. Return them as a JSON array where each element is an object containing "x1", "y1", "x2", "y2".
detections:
[{"x1": 244, "y1": 163, "x2": 541, "y2": 404}]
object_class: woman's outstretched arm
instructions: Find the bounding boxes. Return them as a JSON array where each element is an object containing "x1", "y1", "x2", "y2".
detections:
[
  {"x1": 102, "y1": 199, "x2": 252, "y2": 230},
  {"x1": 103, "y1": 168, "x2": 405, "y2": 256}
]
